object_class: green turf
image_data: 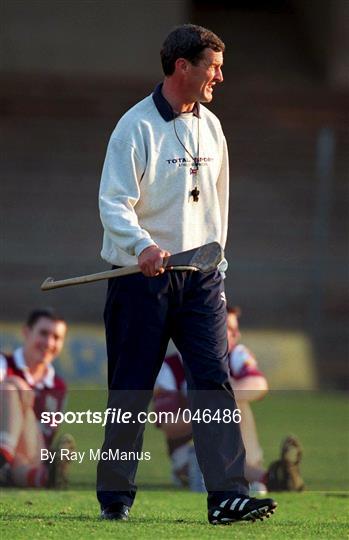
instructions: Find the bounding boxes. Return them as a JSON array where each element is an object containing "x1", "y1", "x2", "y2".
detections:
[
  {"x1": 1, "y1": 392, "x2": 348, "y2": 538},
  {"x1": 1, "y1": 490, "x2": 348, "y2": 539}
]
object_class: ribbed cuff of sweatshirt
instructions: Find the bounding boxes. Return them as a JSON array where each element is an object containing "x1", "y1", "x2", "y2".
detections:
[{"x1": 135, "y1": 238, "x2": 158, "y2": 258}]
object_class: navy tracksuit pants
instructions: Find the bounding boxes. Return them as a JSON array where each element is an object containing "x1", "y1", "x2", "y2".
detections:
[{"x1": 96, "y1": 269, "x2": 248, "y2": 509}]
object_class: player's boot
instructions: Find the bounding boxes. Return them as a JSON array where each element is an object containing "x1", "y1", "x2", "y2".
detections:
[
  {"x1": 47, "y1": 433, "x2": 76, "y2": 488},
  {"x1": 281, "y1": 434, "x2": 304, "y2": 491},
  {"x1": 100, "y1": 502, "x2": 130, "y2": 520},
  {"x1": 267, "y1": 435, "x2": 304, "y2": 491},
  {"x1": 208, "y1": 495, "x2": 277, "y2": 524}
]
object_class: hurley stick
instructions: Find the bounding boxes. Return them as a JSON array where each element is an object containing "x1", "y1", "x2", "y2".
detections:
[{"x1": 41, "y1": 242, "x2": 224, "y2": 291}]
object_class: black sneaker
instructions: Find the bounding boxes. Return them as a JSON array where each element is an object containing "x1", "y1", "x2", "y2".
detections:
[
  {"x1": 101, "y1": 502, "x2": 130, "y2": 521},
  {"x1": 208, "y1": 496, "x2": 277, "y2": 524}
]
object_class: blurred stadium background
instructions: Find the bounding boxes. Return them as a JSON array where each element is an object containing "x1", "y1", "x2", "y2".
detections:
[{"x1": 0, "y1": 0, "x2": 348, "y2": 389}]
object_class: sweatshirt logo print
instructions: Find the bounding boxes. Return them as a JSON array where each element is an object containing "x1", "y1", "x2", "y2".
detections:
[{"x1": 165, "y1": 156, "x2": 214, "y2": 168}]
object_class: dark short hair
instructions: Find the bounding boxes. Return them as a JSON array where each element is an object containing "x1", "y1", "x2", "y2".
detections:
[
  {"x1": 161, "y1": 24, "x2": 225, "y2": 76},
  {"x1": 26, "y1": 308, "x2": 66, "y2": 328},
  {"x1": 226, "y1": 305, "x2": 241, "y2": 318}
]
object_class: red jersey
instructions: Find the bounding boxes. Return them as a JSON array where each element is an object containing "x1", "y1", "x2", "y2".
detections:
[{"x1": 0, "y1": 348, "x2": 67, "y2": 448}]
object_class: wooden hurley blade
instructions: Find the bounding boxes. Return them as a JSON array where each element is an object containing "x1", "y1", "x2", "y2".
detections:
[
  {"x1": 41, "y1": 242, "x2": 224, "y2": 291},
  {"x1": 164, "y1": 242, "x2": 224, "y2": 272}
]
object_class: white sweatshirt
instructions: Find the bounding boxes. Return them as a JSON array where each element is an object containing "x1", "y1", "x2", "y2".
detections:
[{"x1": 99, "y1": 84, "x2": 229, "y2": 266}]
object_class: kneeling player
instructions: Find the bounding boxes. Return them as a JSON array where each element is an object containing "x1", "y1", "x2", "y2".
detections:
[
  {"x1": 154, "y1": 306, "x2": 304, "y2": 493},
  {"x1": 0, "y1": 308, "x2": 75, "y2": 488}
]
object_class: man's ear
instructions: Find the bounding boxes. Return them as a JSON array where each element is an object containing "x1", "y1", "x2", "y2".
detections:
[{"x1": 175, "y1": 58, "x2": 189, "y2": 74}]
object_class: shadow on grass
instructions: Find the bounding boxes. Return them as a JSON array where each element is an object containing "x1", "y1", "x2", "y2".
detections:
[
  {"x1": 324, "y1": 492, "x2": 349, "y2": 498},
  {"x1": 1, "y1": 514, "x2": 207, "y2": 525},
  {"x1": 42, "y1": 481, "x2": 183, "y2": 491}
]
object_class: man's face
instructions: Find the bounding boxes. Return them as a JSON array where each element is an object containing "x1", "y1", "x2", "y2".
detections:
[
  {"x1": 185, "y1": 48, "x2": 224, "y2": 103},
  {"x1": 227, "y1": 313, "x2": 241, "y2": 352},
  {"x1": 23, "y1": 317, "x2": 67, "y2": 367}
]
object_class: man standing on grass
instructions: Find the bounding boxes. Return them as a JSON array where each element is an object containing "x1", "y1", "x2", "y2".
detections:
[{"x1": 97, "y1": 24, "x2": 277, "y2": 524}]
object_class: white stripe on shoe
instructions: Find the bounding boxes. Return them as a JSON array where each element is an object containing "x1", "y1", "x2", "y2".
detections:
[
  {"x1": 230, "y1": 498, "x2": 241, "y2": 510},
  {"x1": 238, "y1": 498, "x2": 249, "y2": 511},
  {"x1": 219, "y1": 499, "x2": 229, "y2": 508}
]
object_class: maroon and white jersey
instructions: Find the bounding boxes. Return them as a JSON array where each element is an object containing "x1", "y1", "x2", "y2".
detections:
[
  {"x1": 153, "y1": 353, "x2": 187, "y2": 420},
  {"x1": 0, "y1": 348, "x2": 67, "y2": 448},
  {"x1": 155, "y1": 346, "x2": 264, "y2": 393},
  {"x1": 154, "y1": 353, "x2": 187, "y2": 393},
  {"x1": 228, "y1": 344, "x2": 264, "y2": 380}
]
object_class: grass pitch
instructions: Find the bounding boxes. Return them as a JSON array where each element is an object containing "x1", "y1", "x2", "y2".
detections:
[
  {"x1": 1, "y1": 490, "x2": 348, "y2": 539},
  {"x1": 1, "y1": 392, "x2": 348, "y2": 539}
]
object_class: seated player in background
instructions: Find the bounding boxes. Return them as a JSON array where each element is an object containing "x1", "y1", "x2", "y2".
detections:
[
  {"x1": 0, "y1": 308, "x2": 75, "y2": 488},
  {"x1": 154, "y1": 306, "x2": 304, "y2": 494}
]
